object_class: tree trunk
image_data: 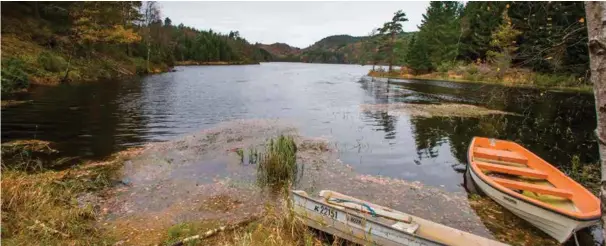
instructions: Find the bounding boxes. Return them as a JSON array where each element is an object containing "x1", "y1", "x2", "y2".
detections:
[{"x1": 585, "y1": 1, "x2": 606, "y2": 236}]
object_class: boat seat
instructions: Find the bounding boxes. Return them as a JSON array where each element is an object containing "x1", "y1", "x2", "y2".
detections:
[
  {"x1": 474, "y1": 147, "x2": 528, "y2": 165},
  {"x1": 491, "y1": 177, "x2": 573, "y2": 199},
  {"x1": 476, "y1": 161, "x2": 547, "y2": 179}
]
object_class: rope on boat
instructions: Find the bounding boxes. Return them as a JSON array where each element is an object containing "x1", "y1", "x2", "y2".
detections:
[{"x1": 328, "y1": 198, "x2": 378, "y2": 217}]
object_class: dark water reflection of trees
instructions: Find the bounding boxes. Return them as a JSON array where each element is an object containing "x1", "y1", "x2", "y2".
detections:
[{"x1": 361, "y1": 78, "x2": 598, "y2": 172}]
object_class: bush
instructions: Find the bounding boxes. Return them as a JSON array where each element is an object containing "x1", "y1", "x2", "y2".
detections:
[
  {"x1": 437, "y1": 61, "x2": 456, "y2": 73},
  {"x1": 37, "y1": 51, "x2": 67, "y2": 72},
  {"x1": 131, "y1": 57, "x2": 147, "y2": 75},
  {"x1": 1, "y1": 58, "x2": 29, "y2": 93},
  {"x1": 467, "y1": 65, "x2": 479, "y2": 75}
]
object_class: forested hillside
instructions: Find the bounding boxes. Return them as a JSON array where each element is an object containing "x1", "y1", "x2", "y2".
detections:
[
  {"x1": 255, "y1": 43, "x2": 301, "y2": 62},
  {"x1": 300, "y1": 35, "x2": 364, "y2": 64},
  {"x1": 1, "y1": 2, "x2": 269, "y2": 93},
  {"x1": 370, "y1": 1, "x2": 590, "y2": 88},
  {"x1": 258, "y1": 34, "x2": 412, "y2": 64}
]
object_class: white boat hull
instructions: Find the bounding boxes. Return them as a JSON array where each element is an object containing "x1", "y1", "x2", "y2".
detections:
[
  {"x1": 468, "y1": 167, "x2": 599, "y2": 243},
  {"x1": 292, "y1": 191, "x2": 445, "y2": 246},
  {"x1": 292, "y1": 190, "x2": 508, "y2": 246}
]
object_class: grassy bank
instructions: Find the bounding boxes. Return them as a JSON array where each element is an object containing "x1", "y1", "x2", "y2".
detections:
[
  {"x1": 1, "y1": 34, "x2": 170, "y2": 94},
  {"x1": 368, "y1": 64, "x2": 593, "y2": 93},
  {"x1": 1, "y1": 144, "x2": 143, "y2": 245}
]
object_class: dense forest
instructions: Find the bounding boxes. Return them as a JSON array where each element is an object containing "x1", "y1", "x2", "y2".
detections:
[
  {"x1": 367, "y1": 1, "x2": 589, "y2": 87},
  {"x1": 1, "y1": 1, "x2": 271, "y2": 93}
]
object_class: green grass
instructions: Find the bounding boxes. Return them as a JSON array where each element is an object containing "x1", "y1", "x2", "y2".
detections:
[
  {"x1": 256, "y1": 135, "x2": 298, "y2": 189},
  {"x1": 1, "y1": 57, "x2": 29, "y2": 93}
]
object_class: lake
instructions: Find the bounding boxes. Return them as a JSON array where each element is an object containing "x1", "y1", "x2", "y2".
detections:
[{"x1": 1, "y1": 62, "x2": 598, "y2": 193}]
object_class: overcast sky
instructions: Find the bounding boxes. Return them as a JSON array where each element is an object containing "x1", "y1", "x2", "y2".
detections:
[{"x1": 160, "y1": 1, "x2": 430, "y2": 48}]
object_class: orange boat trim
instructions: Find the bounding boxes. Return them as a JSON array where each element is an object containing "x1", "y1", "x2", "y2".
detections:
[
  {"x1": 468, "y1": 137, "x2": 601, "y2": 221},
  {"x1": 475, "y1": 161, "x2": 547, "y2": 179},
  {"x1": 474, "y1": 147, "x2": 528, "y2": 165},
  {"x1": 491, "y1": 177, "x2": 573, "y2": 199}
]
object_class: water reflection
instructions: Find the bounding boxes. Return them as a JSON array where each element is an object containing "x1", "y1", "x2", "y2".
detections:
[
  {"x1": 1, "y1": 79, "x2": 149, "y2": 160},
  {"x1": 362, "y1": 111, "x2": 397, "y2": 140},
  {"x1": 383, "y1": 79, "x2": 598, "y2": 170}
]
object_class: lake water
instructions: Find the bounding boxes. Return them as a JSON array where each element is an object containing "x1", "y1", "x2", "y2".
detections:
[{"x1": 1, "y1": 62, "x2": 598, "y2": 192}]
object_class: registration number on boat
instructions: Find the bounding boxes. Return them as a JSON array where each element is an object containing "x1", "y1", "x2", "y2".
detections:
[{"x1": 314, "y1": 205, "x2": 338, "y2": 219}]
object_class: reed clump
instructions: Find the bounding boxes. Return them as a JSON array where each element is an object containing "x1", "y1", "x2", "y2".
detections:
[{"x1": 256, "y1": 135, "x2": 298, "y2": 188}]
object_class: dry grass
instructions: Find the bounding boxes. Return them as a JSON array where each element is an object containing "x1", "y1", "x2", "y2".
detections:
[
  {"x1": 204, "y1": 205, "x2": 322, "y2": 246},
  {"x1": 1, "y1": 148, "x2": 142, "y2": 245},
  {"x1": 0, "y1": 99, "x2": 33, "y2": 109}
]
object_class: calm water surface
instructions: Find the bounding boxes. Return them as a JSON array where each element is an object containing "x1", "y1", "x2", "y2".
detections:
[{"x1": 2, "y1": 63, "x2": 598, "y2": 192}]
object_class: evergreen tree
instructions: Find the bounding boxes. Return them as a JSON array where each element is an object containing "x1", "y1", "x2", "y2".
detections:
[
  {"x1": 379, "y1": 10, "x2": 408, "y2": 73},
  {"x1": 405, "y1": 34, "x2": 432, "y2": 74},
  {"x1": 508, "y1": 2, "x2": 588, "y2": 75},
  {"x1": 486, "y1": 8, "x2": 522, "y2": 78},
  {"x1": 459, "y1": 2, "x2": 507, "y2": 62},
  {"x1": 417, "y1": 1, "x2": 464, "y2": 67}
]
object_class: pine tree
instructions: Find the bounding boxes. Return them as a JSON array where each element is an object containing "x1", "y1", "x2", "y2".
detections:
[
  {"x1": 417, "y1": 1, "x2": 464, "y2": 67},
  {"x1": 379, "y1": 10, "x2": 408, "y2": 74},
  {"x1": 459, "y1": 2, "x2": 507, "y2": 62},
  {"x1": 405, "y1": 34, "x2": 432, "y2": 74},
  {"x1": 486, "y1": 8, "x2": 521, "y2": 78}
]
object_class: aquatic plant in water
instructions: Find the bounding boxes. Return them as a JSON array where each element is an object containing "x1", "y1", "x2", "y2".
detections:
[
  {"x1": 257, "y1": 135, "x2": 298, "y2": 188},
  {"x1": 235, "y1": 148, "x2": 244, "y2": 163},
  {"x1": 248, "y1": 148, "x2": 258, "y2": 164}
]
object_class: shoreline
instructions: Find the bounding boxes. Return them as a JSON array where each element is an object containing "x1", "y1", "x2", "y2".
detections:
[
  {"x1": 368, "y1": 72, "x2": 593, "y2": 93},
  {"x1": 174, "y1": 60, "x2": 260, "y2": 66},
  {"x1": 0, "y1": 118, "x2": 567, "y2": 245}
]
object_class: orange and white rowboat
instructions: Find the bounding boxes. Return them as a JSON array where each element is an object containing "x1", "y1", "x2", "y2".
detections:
[{"x1": 467, "y1": 137, "x2": 600, "y2": 243}]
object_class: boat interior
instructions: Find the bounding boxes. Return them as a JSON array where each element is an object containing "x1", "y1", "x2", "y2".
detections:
[{"x1": 469, "y1": 137, "x2": 600, "y2": 217}]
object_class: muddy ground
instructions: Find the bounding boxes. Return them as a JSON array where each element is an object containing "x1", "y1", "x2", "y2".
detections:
[{"x1": 95, "y1": 119, "x2": 563, "y2": 245}]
